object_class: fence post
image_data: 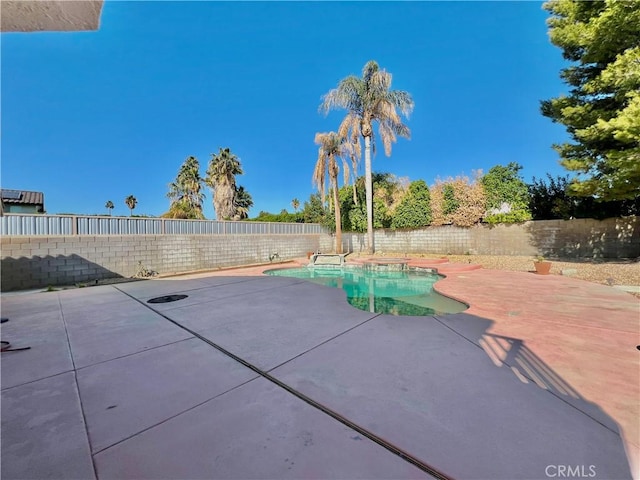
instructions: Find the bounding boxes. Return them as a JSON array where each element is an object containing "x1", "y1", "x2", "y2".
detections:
[{"x1": 72, "y1": 216, "x2": 78, "y2": 235}]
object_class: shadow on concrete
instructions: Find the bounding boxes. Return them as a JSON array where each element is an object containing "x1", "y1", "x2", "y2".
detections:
[
  {"x1": 435, "y1": 313, "x2": 632, "y2": 478},
  {"x1": 1, "y1": 254, "x2": 123, "y2": 292},
  {"x1": 480, "y1": 333, "x2": 582, "y2": 397},
  {"x1": 525, "y1": 217, "x2": 639, "y2": 260}
]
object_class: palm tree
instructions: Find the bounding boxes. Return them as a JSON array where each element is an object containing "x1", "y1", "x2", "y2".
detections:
[
  {"x1": 105, "y1": 200, "x2": 114, "y2": 216},
  {"x1": 205, "y1": 147, "x2": 243, "y2": 220},
  {"x1": 125, "y1": 195, "x2": 137, "y2": 216},
  {"x1": 313, "y1": 131, "x2": 353, "y2": 254},
  {"x1": 291, "y1": 198, "x2": 300, "y2": 212},
  {"x1": 166, "y1": 156, "x2": 205, "y2": 219},
  {"x1": 320, "y1": 60, "x2": 414, "y2": 253},
  {"x1": 233, "y1": 185, "x2": 254, "y2": 220}
]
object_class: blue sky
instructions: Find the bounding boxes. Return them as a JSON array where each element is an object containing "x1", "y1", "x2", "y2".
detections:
[{"x1": 2, "y1": 1, "x2": 570, "y2": 218}]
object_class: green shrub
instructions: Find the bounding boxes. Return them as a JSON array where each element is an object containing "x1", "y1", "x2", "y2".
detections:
[{"x1": 391, "y1": 180, "x2": 432, "y2": 229}]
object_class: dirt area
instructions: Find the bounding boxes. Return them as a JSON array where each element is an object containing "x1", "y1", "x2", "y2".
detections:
[
  {"x1": 446, "y1": 254, "x2": 639, "y2": 287},
  {"x1": 352, "y1": 253, "x2": 639, "y2": 288}
]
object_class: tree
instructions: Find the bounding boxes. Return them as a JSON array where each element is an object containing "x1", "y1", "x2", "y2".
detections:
[
  {"x1": 529, "y1": 173, "x2": 640, "y2": 220},
  {"x1": 124, "y1": 195, "x2": 137, "y2": 216},
  {"x1": 431, "y1": 176, "x2": 486, "y2": 227},
  {"x1": 205, "y1": 147, "x2": 243, "y2": 220},
  {"x1": 313, "y1": 131, "x2": 353, "y2": 254},
  {"x1": 481, "y1": 163, "x2": 532, "y2": 223},
  {"x1": 320, "y1": 60, "x2": 414, "y2": 253},
  {"x1": 391, "y1": 180, "x2": 432, "y2": 229},
  {"x1": 250, "y1": 210, "x2": 302, "y2": 223},
  {"x1": 345, "y1": 173, "x2": 407, "y2": 232},
  {"x1": 541, "y1": 0, "x2": 640, "y2": 201},
  {"x1": 233, "y1": 185, "x2": 253, "y2": 220},
  {"x1": 165, "y1": 156, "x2": 205, "y2": 219},
  {"x1": 291, "y1": 198, "x2": 300, "y2": 212},
  {"x1": 442, "y1": 184, "x2": 459, "y2": 216},
  {"x1": 301, "y1": 193, "x2": 329, "y2": 226},
  {"x1": 529, "y1": 174, "x2": 575, "y2": 220},
  {"x1": 105, "y1": 200, "x2": 114, "y2": 216}
]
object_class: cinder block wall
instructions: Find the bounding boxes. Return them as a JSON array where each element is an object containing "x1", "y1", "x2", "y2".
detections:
[
  {"x1": 334, "y1": 217, "x2": 639, "y2": 258},
  {"x1": 3, "y1": 217, "x2": 637, "y2": 291},
  {"x1": 1, "y1": 234, "x2": 326, "y2": 291}
]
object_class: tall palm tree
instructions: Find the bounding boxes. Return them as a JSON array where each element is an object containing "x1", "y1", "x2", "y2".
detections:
[
  {"x1": 320, "y1": 60, "x2": 414, "y2": 253},
  {"x1": 291, "y1": 198, "x2": 300, "y2": 212},
  {"x1": 205, "y1": 147, "x2": 243, "y2": 220},
  {"x1": 167, "y1": 156, "x2": 205, "y2": 219},
  {"x1": 105, "y1": 200, "x2": 114, "y2": 216},
  {"x1": 313, "y1": 131, "x2": 352, "y2": 254},
  {"x1": 125, "y1": 195, "x2": 137, "y2": 216}
]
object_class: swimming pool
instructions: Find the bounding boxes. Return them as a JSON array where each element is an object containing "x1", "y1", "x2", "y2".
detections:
[{"x1": 265, "y1": 266, "x2": 468, "y2": 316}]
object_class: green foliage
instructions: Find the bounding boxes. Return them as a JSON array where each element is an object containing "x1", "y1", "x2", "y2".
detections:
[
  {"x1": 301, "y1": 193, "x2": 328, "y2": 225},
  {"x1": 528, "y1": 174, "x2": 575, "y2": 220},
  {"x1": 483, "y1": 210, "x2": 533, "y2": 225},
  {"x1": 529, "y1": 174, "x2": 639, "y2": 219},
  {"x1": 249, "y1": 211, "x2": 303, "y2": 223},
  {"x1": 391, "y1": 180, "x2": 432, "y2": 229},
  {"x1": 442, "y1": 184, "x2": 459, "y2": 215},
  {"x1": 541, "y1": 0, "x2": 640, "y2": 200},
  {"x1": 342, "y1": 173, "x2": 406, "y2": 231},
  {"x1": 335, "y1": 185, "x2": 357, "y2": 232},
  {"x1": 233, "y1": 185, "x2": 253, "y2": 220},
  {"x1": 372, "y1": 198, "x2": 390, "y2": 229},
  {"x1": 165, "y1": 156, "x2": 205, "y2": 219},
  {"x1": 481, "y1": 163, "x2": 532, "y2": 223},
  {"x1": 161, "y1": 201, "x2": 196, "y2": 219}
]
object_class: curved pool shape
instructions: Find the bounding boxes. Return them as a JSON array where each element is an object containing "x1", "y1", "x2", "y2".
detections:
[{"x1": 265, "y1": 266, "x2": 468, "y2": 316}]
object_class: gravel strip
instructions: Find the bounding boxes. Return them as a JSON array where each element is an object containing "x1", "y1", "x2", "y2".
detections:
[
  {"x1": 353, "y1": 253, "x2": 639, "y2": 288},
  {"x1": 446, "y1": 255, "x2": 639, "y2": 287}
]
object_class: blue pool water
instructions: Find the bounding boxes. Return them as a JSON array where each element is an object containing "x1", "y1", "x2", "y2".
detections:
[{"x1": 265, "y1": 266, "x2": 468, "y2": 316}]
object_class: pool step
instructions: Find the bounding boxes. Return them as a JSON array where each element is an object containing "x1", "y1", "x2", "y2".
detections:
[{"x1": 310, "y1": 253, "x2": 348, "y2": 266}]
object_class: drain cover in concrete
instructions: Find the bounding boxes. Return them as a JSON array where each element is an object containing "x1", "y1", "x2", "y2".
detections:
[{"x1": 147, "y1": 295, "x2": 188, "y2": 304}]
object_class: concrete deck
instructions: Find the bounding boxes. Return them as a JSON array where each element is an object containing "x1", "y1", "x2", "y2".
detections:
[{"x1": 1, "y1": 260, "x2": 638, "y2": 479}]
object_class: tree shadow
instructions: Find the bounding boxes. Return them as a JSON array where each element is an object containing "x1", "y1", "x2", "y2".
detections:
[
  {"x1": 1, "y1": 254, "x2": 123, "y2": 291},
  {"x1": 478, "y1": 332, "x2": 620, "y2": 432},
  {"x1": 434, "y1": 312, "x2": 633, "y2": 479},
  {"x1": 525, "y1": 217, "x2": 639, "y2": 260},
  {"x1": 342, "y1": 234, "x2": 368, "y2": 254}
]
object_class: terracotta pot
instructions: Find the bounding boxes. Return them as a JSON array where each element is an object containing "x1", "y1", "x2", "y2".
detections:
[{"x1": 534, "y1": 261, "x2": 552, "y2": 275}]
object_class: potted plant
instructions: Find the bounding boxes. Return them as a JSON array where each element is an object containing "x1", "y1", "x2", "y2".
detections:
[{"x1": 533, "y1": 256, "x2": 552, "y2": 275}]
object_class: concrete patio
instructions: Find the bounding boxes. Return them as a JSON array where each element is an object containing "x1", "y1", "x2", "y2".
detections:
[{"x1": 1, "y1": 261, "x2": 638, "y2": 479}]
